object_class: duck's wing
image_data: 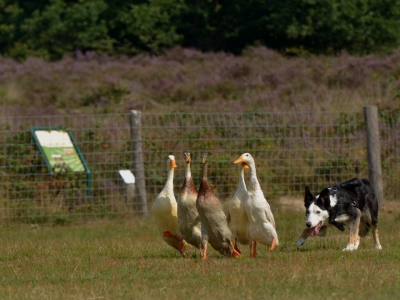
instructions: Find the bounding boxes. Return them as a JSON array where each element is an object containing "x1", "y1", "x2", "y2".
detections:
[{"x1": 264, "y1": 199, "x2": 276, "y2": 228}]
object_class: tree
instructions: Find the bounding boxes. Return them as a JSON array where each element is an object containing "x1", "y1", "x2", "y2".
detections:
[
  {"x1": 15, "y1": 0, "x2": 112, "y2": 60},
  {"x1": 264, "y1": 0, "x2": 400, "y2": 55},
  {"x1": 120, "y1": 0, "x2": 184, "y2": 55},
  {"x1": 1, "y1": 0, "x2": 400, "y2": 60}
]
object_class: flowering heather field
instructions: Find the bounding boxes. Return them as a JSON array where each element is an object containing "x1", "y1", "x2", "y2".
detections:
[{"x1": 0, "y1": 46, "x2": 400, "y2": 116}]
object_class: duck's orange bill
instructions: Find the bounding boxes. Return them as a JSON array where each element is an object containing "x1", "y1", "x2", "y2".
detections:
[
  {"x1": 233, "y1": 156, "x2": 244, "y2": 164},
  {"x1": 170, "y1": 160, "x2": 178, "y2": 168}
]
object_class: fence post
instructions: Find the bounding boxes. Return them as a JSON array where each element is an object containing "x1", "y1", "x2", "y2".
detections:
[
  {"x1": 363, "y1": 106, "x2": 384, "y2": 207},
  {"x1": 130, "y1": 110, "x2": 148, "y2": 217}
]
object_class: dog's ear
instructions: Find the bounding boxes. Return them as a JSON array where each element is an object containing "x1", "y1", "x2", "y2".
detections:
[
  {"x1": 304, "y1": 186, "x2": 314, "y2": 207},
  {"x1": 318, "y1": 188, "x2": 331, "y2": 208}
]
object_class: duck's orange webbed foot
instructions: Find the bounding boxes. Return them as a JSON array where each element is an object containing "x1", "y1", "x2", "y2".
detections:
[
  {"x1": 178, "y1": 239, "x2": 188, "y2": 257},
  {"x1": 234, "y1": 239, "x2": 242, "y2": 255},
  {"x1": 249, "y1": 241, "x2": 257, "y2": 258},
  {"x1": 269, "y1": 237, "x2": 276, "y2": 251},
  {"x1": 200, "y1": 243, "x2": 207, "y2": 259},
  {"x1": 230, "y1": 242, "x2": 241, "y2": 258},
  {"x1": 199, "y1": 243, "x2": 208, "y2": 259}
]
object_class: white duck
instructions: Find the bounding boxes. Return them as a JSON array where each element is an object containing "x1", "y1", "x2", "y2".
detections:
[
  {"x1": 196, "y1": 152, "x2": 241, "y2": 259},
  {"x1": 233, "y1": 153, "x2": 278, "y2": 258},
  {"x1": 151, "y1": 155, "x2": 187, "y2": 257},
  {"x1": 226, "y1": 163, "x2": 250, "y2": 254},
  {"x1": 177, "y1": 152, "x2": 202, "y2": 251}
]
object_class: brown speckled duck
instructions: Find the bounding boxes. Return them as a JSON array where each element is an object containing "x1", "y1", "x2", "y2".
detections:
[
  {"x1": 196, "y1": 152, "x2": 241, "y2": 259},
  {"x1": 177, "y1": 152, "x2": 202, "y2": 251},
  {"x1": 151, "y1": 155, "x2": 187, "y2": 257},
  {"x1": 234, "y1": 153, "x2": 278, "y2": 258},
  {"x1": 227, "y1": 162, "x2": 250, "y2": 254}
]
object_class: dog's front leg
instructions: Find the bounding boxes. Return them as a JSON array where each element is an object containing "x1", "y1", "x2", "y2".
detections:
[
  {"x1": 296, "y1": 228, "x2": 311, "y2": 249},
  {"x1": 297, "y1": 226, "x2": 328, "y2": 249}
]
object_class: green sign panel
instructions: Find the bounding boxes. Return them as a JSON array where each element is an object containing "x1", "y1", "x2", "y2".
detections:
[{"x1": 33, "y1": 130, "x2": 85, "y2": 173}]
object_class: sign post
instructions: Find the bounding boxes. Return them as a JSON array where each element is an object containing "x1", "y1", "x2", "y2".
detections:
[
  {"x1": 118, "y1": 170, "x2": 135, "y2": 204},
  {"x1": 30, "y1": 127, "x2": 91, "y2": 196}
]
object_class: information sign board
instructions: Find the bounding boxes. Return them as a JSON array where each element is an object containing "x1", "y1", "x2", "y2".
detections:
[{"x1": 33, "y1": 130, "x2": 85, "y2": 173}]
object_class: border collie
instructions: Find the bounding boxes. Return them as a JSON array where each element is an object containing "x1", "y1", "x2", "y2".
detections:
[{"x1": 296, "y1": 178, "x2": 382, "y2": 251}]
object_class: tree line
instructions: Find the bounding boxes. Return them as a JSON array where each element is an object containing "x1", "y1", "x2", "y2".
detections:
[{"x1": 1, "y1": 0, "x2": 400, "y2": 61}]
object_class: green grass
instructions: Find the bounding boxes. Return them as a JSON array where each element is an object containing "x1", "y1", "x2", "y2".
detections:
[{"x1": 0, "y1": 203, "x2": 400, "y2": 300}]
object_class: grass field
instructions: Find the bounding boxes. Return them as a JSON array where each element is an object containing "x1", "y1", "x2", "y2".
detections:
[{"x1": 1, "y1": 200, "x2": 400, "y2": 300}]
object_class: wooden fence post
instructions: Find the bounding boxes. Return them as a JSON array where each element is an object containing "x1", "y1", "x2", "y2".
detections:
[
  {"x1": 363, "y1": 106, "x2": 384, "y2": 207},
  {"x1": 130, "y1": 110, "x2": 148, "y2": 217}
]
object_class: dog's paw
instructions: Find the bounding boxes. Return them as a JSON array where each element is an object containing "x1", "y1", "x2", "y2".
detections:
[
  {"x1": 342, "y1": 244, "x2": 357, "y2": 251},
  {"x1": 354, "y1": 238, "x2": 360, "y2": 250},
  {"x1": 375, "y1": 244, "x2": 382, "y2": 250},
  {"x1": 296, "y1": 238, "x2": 305, "y2": 249}
]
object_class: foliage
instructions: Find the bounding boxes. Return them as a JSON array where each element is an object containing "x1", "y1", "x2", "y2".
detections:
[
  {"x1": 123, "y1": 0, "x2": 184, "y2": 55},
  {"x1": 81, "y1": 82, "x2": 130, "y2": 107},
  {"x1": 265, "y1": 0, "x2": 400, "y2": 55},
  {"x1": 2, "y1": 46, "x2": 400, "y2": 114},
  {"x1": 1, "y1": 0, "x2": 400, "y2": 60},
  {"x1": 4, "y1": 0, "x2": 112, "y2": 61}
]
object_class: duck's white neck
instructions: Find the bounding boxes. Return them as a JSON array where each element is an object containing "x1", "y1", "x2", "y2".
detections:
[
  {"x1": 165, "y1": 167, "x2": 175, "y2": 191},
  {"x1": 248, "y1": 165, "x2": 261, "y2": 192},
  {"x1": 238, "y1": 167, "x2": 247, "y2": 191}
]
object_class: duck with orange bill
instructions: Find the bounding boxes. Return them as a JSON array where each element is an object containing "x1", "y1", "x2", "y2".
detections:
[
  {"x1": 151, "y1": 155, "x2": 189, "y2": 257},
  {"x1": 233, "y1": 153, "x2": 278, "y2": 258}
]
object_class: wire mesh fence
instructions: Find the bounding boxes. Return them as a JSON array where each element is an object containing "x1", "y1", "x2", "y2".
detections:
[{"x1": 0, "y1": 109, "x2": 399, "y2": 225}]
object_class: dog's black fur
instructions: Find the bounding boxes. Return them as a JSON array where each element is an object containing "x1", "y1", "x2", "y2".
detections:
[
  {"x1": 309, "y1": 178, "x2": 379, "y2": 233},
  {"x1": 297, "y1": 177, "x2": 382, "y2": 251}
]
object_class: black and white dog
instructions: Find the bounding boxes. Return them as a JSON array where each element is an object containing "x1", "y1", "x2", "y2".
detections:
[{"x1": 296, "y1": 178, "x2": 382, "y2": 251}]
